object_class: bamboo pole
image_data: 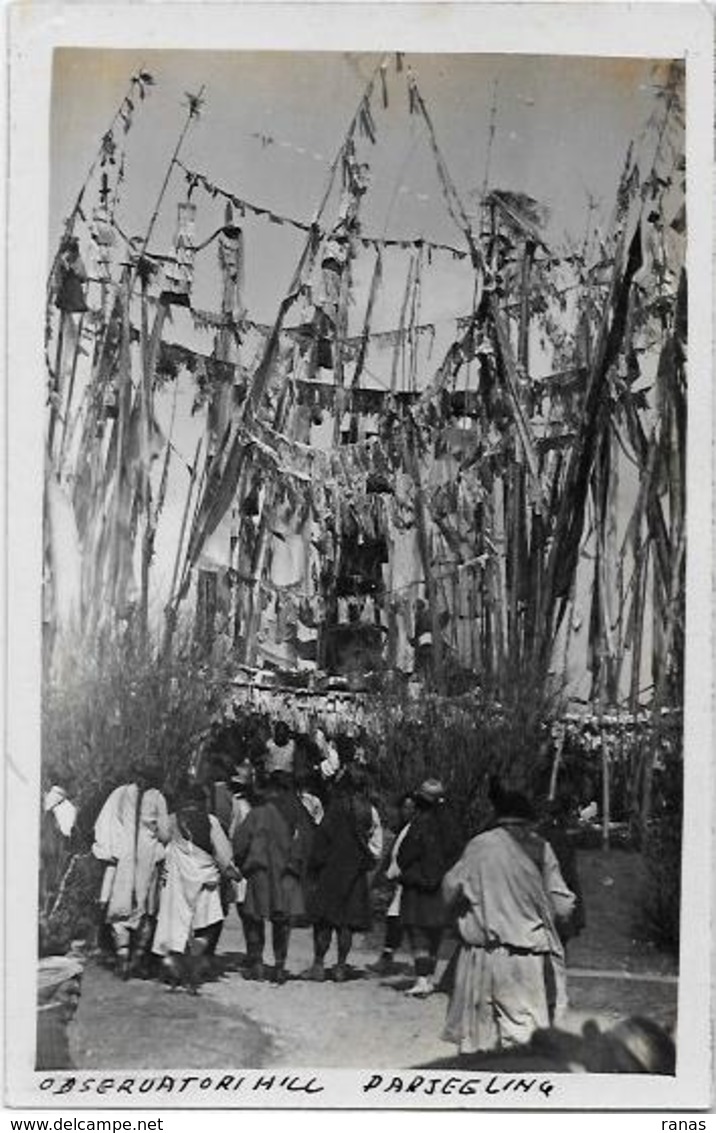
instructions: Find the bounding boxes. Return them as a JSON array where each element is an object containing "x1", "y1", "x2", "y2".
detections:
[
  {"x1": 332, "y1": 257, "x2": 354, "y2": 448},
  {"x1": 548, "y1": 724, "x2": 565, "y2": 800},
  {"x1": 138, "y1": 286, "x2": 169, "y2": 644},
  {"x1": 404, "y1": 424, "x2": 445, "y2": 692},
  {"x1": 163, "y1": 435, "x2": 204, "y2": 652},
  {"x1": 390, "y1": 256, "x2": 415, "y2": 394},
  {"x1": 47, "y1": 313, "x2": 67, "y2": 460},
  {"x1": 601, "y1": 724, "x2": 611, "y2": 851},
  {"x1": 57, "y1": 313, "x2": 86, "y2": 472}
]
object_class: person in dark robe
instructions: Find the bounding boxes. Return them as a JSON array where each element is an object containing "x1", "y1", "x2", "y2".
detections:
[
  {"x1": 538, "y1": 794, "x2": 586, "y2": 947},
  {"x1": 232, "y1": 772, "x2": 313, "y2": 984},
  {"x1": 397, "y1": 778, "x2": 458, "y2": 997},
  {"x1": 302, "y1": 765, "x2": 383, "y2": 982}
]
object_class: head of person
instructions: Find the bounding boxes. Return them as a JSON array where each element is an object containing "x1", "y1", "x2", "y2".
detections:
[
  {"x1": 231, "y1": 761, "x2": 254, "y2": 795},
  {"x1": 599, "y1": 1017, "x2": 676, "y2": 1075},
  {"x1": 398, "y1": 792, "x2": 417, "y2": 825},
  {"x1": 274, "y1": 721, "x2": 291, "y2": 748},
  {"x1": 488, "y1": 775, "x2": 534, "y2": 822},
  {"x1": 354, "y1": 744, "x2": 368, "y2": 766},
  {"x1": 176, "y1": 782, "x2": 208, "y2": 814},
  {"x1": 132, "y1": 760, "x2": 163, "y2": 792},
  {"x1": 210, "y1": 753, "x2": 232, "y2": 783},
  {"x1": 415, "y1": 778, "x2": 445, "y2": 810},
  {"x1": 543, "y1": 793, "x2": 573, "y2": 825},
  {"x1": 495, "y1": 789, "x2": 535, "y2": 823},
  {"x1": 334, "y1": 763, "x2": 368, "y2": 797},
  {"x1": 130, "y1": 762, "x2": 149, "y2": 791}
]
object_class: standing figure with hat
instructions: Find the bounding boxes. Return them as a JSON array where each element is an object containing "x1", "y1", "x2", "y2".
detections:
[
  {"x1": 441, "y1": 780, "x2": 576, "y2": 1054},
  {"x1": 397, "y1": 778, "x2": 458, "y2": 997}
]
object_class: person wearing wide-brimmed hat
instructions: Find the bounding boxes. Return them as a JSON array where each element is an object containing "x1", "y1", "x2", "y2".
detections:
[
  {"x1": 441, "y1": 781, "x2": 576, "y2": 1054},
  {"x1": 397, "y1": 777, "x2": 459, "y2": 997}
]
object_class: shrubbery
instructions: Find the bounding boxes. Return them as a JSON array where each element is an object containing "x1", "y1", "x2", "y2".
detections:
[
  {"x1": 43, "y1": 632, "x2": 681, "y2": 959},
  {"x1": 369, "y1": 673, "x2": 559, "y2": 843},
  {"x1": 639, "y1": 740, "x2": 683, "y2": 956},
  {"x1": 42, "y1": 629, "x2": 234, "y2": 845}
]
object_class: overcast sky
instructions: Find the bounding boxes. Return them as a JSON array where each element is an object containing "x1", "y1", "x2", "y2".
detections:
[{"x1": 51, "y1": 50, "x2": 670, "y2": 321}]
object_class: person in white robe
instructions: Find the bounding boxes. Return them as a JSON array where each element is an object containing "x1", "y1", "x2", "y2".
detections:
[
  {"x1": 442, "y1": 785, "x2": 576, "y2": 1054},
  {"x1": 92, "y1": 765, "x2": 170, "y2": 978},
  {"x1": 153, "y1": 783, "x2": 240, "y2": 992}
]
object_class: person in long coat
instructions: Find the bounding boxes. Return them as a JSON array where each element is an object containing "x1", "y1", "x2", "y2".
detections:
[
  {"x1": 369, "y1": 792, "x2": 416, "y2": 975},
  {"x1": 397, "y1": 778, "x2": 457, "y2": 997},
  {"x1": 302, "y1": 765, "x2": 383, "y2": 982},
  {"x1": 441, "y1": 786, "x2": 576, "y2": 1054},
  {"x1": 232, "y1": 771, "x2": 313, "y2": 984},
  {"x1": 537, "y1": 794, "x2": 585, "y2": 949}
]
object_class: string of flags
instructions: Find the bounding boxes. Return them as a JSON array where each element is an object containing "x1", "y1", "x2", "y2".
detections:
[
  {"x1": 176, "y1": 160, "x2": 470, "y2": 260},
  {"x1": 188, "y1": 303, "x2": 446, "y2": 350}
]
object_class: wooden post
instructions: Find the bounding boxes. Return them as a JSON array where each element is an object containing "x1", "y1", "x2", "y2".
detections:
[
  {"x1": 405, "y1": 424, "x2": 445, "y2": 693},
  {"x1": 47, "y1": 313, "x2": 67, "y2": 460},
  {"x1": 57, "y1": 312, "x2": 86, "y2": 471},
  {"x1": 601, "y1": 724, "x2": 611, "y2": 851},
  {"x1": 163, "y1": 435, "x2": 204, "y2": 653},
  {"x1": 548, "y1": 724, "x2": 565, "y2": 800},
  {"x1": 138, "y1": 286, "x2": 169, "y2": 645}
]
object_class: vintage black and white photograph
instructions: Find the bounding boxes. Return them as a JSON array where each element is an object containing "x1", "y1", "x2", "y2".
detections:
[{"x1": 5, "y1": 2, "x2": 714, "y2": 1112}]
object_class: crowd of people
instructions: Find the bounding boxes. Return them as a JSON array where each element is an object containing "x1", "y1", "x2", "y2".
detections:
[{"x1": 78, "y1": 718, "x2": 593, "y2": 1060}]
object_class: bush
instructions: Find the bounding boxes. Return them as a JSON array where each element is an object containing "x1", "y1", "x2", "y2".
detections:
[
  {"x1": 639, "y1": 739, "x2": 682, "y2": 955},
  {"x1": 368, "y1": 674, "x2": 560, "y2": 845},
  {"x1": 41, "y1": 628, "x2": 235, "y2": 910}
]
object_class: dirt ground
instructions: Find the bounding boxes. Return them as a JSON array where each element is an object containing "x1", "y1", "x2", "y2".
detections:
[{"x1": 71, "y1": 848, "x2": 678, "y2": 1070}]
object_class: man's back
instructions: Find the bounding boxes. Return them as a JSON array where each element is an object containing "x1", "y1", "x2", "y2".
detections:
[{"x1": 443, "y1": 824, "x2": 573, "y2": 955}]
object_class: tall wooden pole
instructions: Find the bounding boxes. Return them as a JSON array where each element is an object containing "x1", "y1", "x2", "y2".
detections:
[
  {"x1": 405, "y1": 423, "x2": 445, "y2": 693},
  {"x1": 47, "y1": 314, "x2": 67, "y2": 460}
]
